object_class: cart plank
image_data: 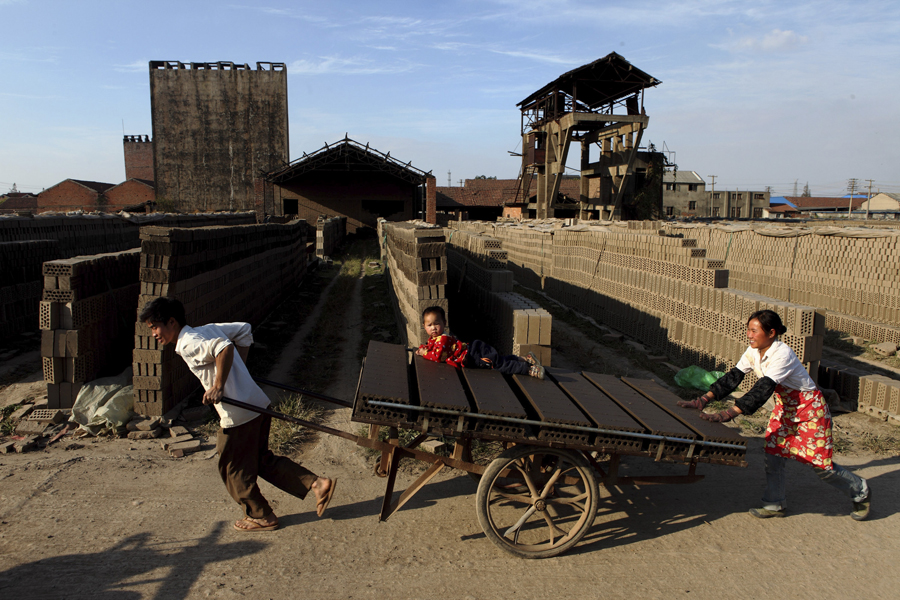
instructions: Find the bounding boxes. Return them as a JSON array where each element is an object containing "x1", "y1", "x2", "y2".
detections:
[
  {"x1": 582, "y1": 372, "x2": 696, "y2": 439},
  {"x1": 547, "y1": 368, "x2": 644, "y2": 432},
  {"x1": 621, "y1": 378, "x2": 746, "y2": 445},
  {"x1": 414, "y1": 355, "x2": 470, "y2": 412},
  {"x1": 512, "y1": 373, "x2": 591, "y2": 426},
  {"x1": 463, "y1": 368, "x2": 528, "y2": 418},
  {"x1": 358, "y1": 341, "x2": 410, "y2": 403}
]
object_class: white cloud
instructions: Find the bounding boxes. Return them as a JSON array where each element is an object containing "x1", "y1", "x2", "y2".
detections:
[
  {"x1": 733, "y1": 29, "x2": 809, "y2": 52},
  {"x1": 287, "y1": 56, "x2": 419, "y2": 76},
  {"x1": 489, "y1": 49, "x2": 576, "y2": 66},
  {"x1": 113, "y1": 60, "x2": 150, "y2": 73}
]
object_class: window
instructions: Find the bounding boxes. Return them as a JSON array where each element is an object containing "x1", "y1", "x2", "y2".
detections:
[
  {"x1": 688, "y1": 184, "x2": 697, "y2": 192},
  {"x1": 665, "y1": 206, "x2": 674, "y2": 216},
  {"x1": 665, "y1": 183, "x2": 674, "y2": 191},
  {"x1": 754, "y1": 193, "x2": 765, "y2": 200},
  {"x1": 712, "y1": 207, "x2": 720, "y2": 217},
  {"x1": 753, "y1": 207, "x2": 763, "y2": 218},
  {"x1": 730, "y1": 207, "x2": 741, "y2": 218},
  {"x1": 730, "y1": 193, "x2": 736, "y2": 200},
  {"x1": 713, "y1": 192, "x2": 721, "y2": 200},
  {"x1": 737, "y1": 193, "x2": 743, "y2": 200},
  {"x1": 688, "y1": 201, "x2": 697, "y2": 210}
]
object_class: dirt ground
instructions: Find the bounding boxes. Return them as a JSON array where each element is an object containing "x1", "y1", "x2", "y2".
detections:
[{"x1": 2, "y1": 252, "x2": 899, "y2": 599}]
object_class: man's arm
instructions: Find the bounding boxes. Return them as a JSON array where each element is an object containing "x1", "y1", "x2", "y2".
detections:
[{"x1": 203, "y1": 344, "x2": 234, "y2": 405}]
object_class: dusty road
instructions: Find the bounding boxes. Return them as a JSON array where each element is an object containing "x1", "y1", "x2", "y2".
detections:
[{"x1": 1, "y1": 253, "x2": 899, "y2": 599}]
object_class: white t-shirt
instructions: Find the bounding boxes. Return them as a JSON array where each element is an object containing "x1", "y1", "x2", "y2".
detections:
[
  {"x1": 735, "y1": 340, "x2": 816, "y2": 392},
  {"x1": 175, "y1": 323, "x2": 270, "y2": 428}
]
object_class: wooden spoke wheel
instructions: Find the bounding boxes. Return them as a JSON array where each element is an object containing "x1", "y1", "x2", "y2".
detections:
[{"x1": 475, "y1": 445, "x2": 598, "y2": 559}]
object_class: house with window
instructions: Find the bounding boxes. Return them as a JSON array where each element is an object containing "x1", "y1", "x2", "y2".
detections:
[{"x1": 662, "y1": 171, "x2": 706, "y2": 216}]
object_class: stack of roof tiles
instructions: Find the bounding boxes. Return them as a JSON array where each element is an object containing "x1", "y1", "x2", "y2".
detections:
[
  {"x1": 380, "y1": 221, "x2": 447, "y2": 347},
  {"x1": 445, "y1": 228, "x2": 552, "y2": 364},
  {"x1": 133, "y1": 221, "x2": 308, "y2": 416},
  {"x1": 40, "y1": 249, "x2": 141, "y2": 408}
]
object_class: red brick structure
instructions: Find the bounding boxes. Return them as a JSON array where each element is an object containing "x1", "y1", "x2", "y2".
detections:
[
  {"x1": 0, "y1": 192, "x2": 38, "y2": 214},
  {"x1": 37, "y1": 180, "x2": 115, "y2": 212},
  {"x1": 106, "y1": 179, "x2": 156, "y2": 211},
  {"x1": 123, "y1": 135, "x2": 154, "y2": 181},
  {"x1": 437, "y1": 178, "x2": 583, "y2": 221},
  {"x1": 425, "y1": 176, "x2": 436, "y2": 224},
  {"x1": 266, "y1": 137, "x2": 431, "y2": 233}
]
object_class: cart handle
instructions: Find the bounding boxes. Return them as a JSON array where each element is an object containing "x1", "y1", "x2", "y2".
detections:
[
  {"x1": 251, "y1": 376, "x2": 352, "y2": 408},
  {"x1": 219, "y1": 397, "x2": 357, "y2": 442}
]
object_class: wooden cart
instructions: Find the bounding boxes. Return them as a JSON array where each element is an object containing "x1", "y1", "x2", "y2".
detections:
[{"x1": 230, "y1": 340, "x2": 747, "y2": 559}]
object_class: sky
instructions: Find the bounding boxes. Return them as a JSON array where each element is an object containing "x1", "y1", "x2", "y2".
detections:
[{"x1": 2, "y1": 0, "x2": 899, "y2": 197}]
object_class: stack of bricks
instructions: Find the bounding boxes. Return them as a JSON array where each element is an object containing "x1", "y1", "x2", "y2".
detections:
[
  {"x1": 133, "y1": 221, "x2": 308, "y2": 416},
  {"x1": 670, "y1": 224, "x2": 900, "y2": 344},
  {"x1": 445, "y1": 229, "x2": 552, "y2": 364},
  {"x1": 381, "y1": 222, "x2": 447, "y2": 347},
  {"x1": 0, "y1": 212, "x2": 258, "y2": 337},
  {"x1": 822, "y1": 359, "x2": 900, "y2": 425},
  {"x1": 316, "y1": 216, "x2": 347, "y2": 259},
  {"x1": 40, "y1": 249, "x2": 141, "y2": 408},
  {"x1": 0, "y1": 240, "x2": 57, "y2": 336}
]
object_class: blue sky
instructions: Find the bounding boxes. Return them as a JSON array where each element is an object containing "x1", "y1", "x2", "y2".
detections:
[{"x1": 2, "y1": 0, "x2": 899, "y2": 197}]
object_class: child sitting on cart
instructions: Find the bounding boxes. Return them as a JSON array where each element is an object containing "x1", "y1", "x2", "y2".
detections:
[{"x1": 415, "y1": 306, "x2": 545, "y2": 379}]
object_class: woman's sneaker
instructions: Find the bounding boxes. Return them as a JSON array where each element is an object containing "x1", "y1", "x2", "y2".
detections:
[
  {"x1": 528, "y1": 365, "x2": 545, "y2": 379},
  {"x1": 524, "y1": 352, "x2": 542, "y2": 366},
  {"x1": 749, "y1": 507, "x2": 786, "y2": 519},
  {"x1": 851, "y1": 489, "x2": 871, "y2": 521}
]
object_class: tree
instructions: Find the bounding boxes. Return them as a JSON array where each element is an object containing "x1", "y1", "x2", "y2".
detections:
[
  {"x1": 474, "y1": 175, "x2": 497, "y2": 180},
  {"x1": 802, "y1": 182, "x2": 811, "y2": 197}
]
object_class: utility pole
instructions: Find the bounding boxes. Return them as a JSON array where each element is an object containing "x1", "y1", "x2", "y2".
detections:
[
  {"x1": 708, "y1": 175, "x2": 717, "y2": 217},
  {"x1": 447, "y1": 170, "x2": 451, "y2": 187},
  {"x1": 847, "y1": 178, "x2": 858, "y2": 218},
  {"x1": 865, "y1": 179, "x2": 874, "y2": 219}
]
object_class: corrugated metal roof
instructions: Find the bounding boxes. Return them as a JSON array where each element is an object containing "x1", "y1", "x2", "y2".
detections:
[{"x1": 662, "y1": 171, "x2": 704, "y2": 184}]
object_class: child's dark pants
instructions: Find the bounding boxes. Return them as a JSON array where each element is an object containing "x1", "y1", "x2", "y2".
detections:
[{"x1": 467, "y1": 340, "x2": 530, "y2": 376}]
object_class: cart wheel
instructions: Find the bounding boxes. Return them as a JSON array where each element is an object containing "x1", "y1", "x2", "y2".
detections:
[{"x1": 476, "y1": 445, "x2": 598, "y2": 559}]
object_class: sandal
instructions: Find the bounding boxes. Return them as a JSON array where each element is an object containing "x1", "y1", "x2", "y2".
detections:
[
  {"x1": 316, "y1": 478, "x2": 337, "y2": 517},
  {"x1": 233, "y1": 516, "x2": 279, "y2": 532}
]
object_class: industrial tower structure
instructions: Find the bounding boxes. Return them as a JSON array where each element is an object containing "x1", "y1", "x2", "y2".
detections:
[{"x1": 516, "y1": 53, "x2": 661, "y2": 220}]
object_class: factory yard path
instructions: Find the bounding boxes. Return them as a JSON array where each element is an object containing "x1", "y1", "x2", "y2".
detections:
[{"x1": 2, "y1": 253, "x2": 900, "y2": 599}]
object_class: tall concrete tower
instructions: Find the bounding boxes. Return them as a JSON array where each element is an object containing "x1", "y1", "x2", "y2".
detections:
[{"x1": 149, "y1": 61, "x2": 289, "y2": 213}]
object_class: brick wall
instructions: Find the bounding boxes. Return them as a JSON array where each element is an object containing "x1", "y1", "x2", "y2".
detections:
[
  {"x1": 132, "y1": 220, "x2": 309, "y2": 416},
  {"x1": 37, "y1": 181, "x2": 106, "y2": 212},
  {"x1": 123, "y1": 136, "x2": 155, "y2": 181},
  {"x1": 106, "y1": 180, "x2": 156, "y2": 211}
]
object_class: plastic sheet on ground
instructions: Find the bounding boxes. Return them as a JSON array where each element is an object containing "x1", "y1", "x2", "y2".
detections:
[{"x1": 71, "y1": 367, "x2": 134, "y2": 436}]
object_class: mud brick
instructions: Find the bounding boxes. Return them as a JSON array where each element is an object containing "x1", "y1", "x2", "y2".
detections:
[
  {"x1": 47, "y1": 383, "x2": 61, "y2": 408},
  {"x1": 128, "y1": 427, "x2": 163, "y2": 439},
  {"x1": 15, "y1": 420, "x2": 48, "y2": 436},
  {"x1": 0, "y1": 441, "x2": 16, "y2": 454},
  {"x1": 133, "y1": 374, "x2": 172, "y2": 391},
  {"x1": 39, "y1": 300, "x2": 58, "y2": 330},
  {"x1": 54, "y1": 330, "x2": 67, "y2": 357},
  {"x1": 28, "y1": 409, "x2": 65, "y2": 424},
  {"x1": 15, "y1": 435, "x2": 40, "y2": 453},
  {"x1": 168, "y1": 426, "x2": 190, "y2": 437},
  {"x1": 168, "y1": 439, "x2": 201, "y2": 454},
  {"x1": 162, "y1": 433, "x2": 194, "y2": 449},
  {"x1": 59, "y1": 382, "x2": 82, "y2": 409},
  {"x1": 9, "y1": 404, "x2": 34, "y2": 421},
  {"x1": 41, "y1": 329, "x2": 55, "y2": 356},
  {"x1": 134, "y1": 401, "x2": 166, "y2": 417},
  {"x1": 126, "y1": 416, "x2": 162, "y2": 431},
  {"x1": 527, "y1": 310, "x2": 541, "y2": 345},
  {"x1": 43, "y1": 356, "x2": 64, "y2": 384},
  {"x1": 539, "y1": 311, "x2": 552, "y2": 346}
]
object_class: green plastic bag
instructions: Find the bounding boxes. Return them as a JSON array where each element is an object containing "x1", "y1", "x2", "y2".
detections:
[{"x1": 674, "y1": 365, "x2": 725, "y2": 392}]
